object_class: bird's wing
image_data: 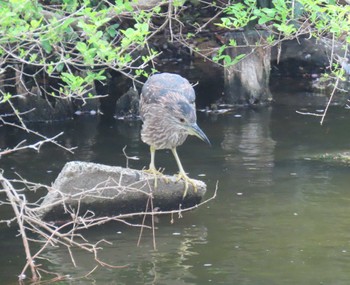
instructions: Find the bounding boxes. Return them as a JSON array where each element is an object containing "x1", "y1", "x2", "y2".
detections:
[{"x1": 141, "y1": 73, "x2": 195, "y2": 104}]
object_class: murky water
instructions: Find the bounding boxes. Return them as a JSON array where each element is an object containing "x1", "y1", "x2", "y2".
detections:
[{"x1": 1, "y1": 84, "x2": 350, "y2": 284}]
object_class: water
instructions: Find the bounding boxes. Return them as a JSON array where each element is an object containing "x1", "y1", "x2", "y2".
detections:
[{"x1": 1, "y1": 91, "x2": 350, "y2": 284}]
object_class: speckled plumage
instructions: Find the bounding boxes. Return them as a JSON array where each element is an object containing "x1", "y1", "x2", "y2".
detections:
[
  {"x1": 140, "y1": 73, "x2": 197, "y2": 150},
  {"x1": 139, "y1": 72, "x2": 209, "y2": 197}
]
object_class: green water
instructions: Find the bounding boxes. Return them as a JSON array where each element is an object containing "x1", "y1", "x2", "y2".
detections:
[{"x1": 1, "y1": 102, "x2": 350, "y2": 284}]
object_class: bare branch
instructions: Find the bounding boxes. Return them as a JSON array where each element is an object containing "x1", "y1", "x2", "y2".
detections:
[{"x1": 0, "y1": 165, "x2": 217, "y2": 282}]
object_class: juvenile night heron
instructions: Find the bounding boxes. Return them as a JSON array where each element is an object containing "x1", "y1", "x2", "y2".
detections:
[{"x1": 140, "y1": 72, "x2": 210, "y2": 197}]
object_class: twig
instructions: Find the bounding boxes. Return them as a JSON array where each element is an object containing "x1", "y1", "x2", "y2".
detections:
[
  {"x1": 320, "y1": 76, "x2": 340, "y2": 125},
  {"x1": 0, "y1": 118, "x2": 76, "y2": 154},
  {"x1": 122, "y1": 145, "x2": 140, "y2": 168},
  {"x1": 0, "y1": 168, "x2": 218, "y2": 282},
  {"x1": 295, "y1": 111, "x2": 323, "y2": 117},
  {"x1": 0, "y1": 174, "x2": 39, "y2": 281},
  {"x1": 137, "y1": 196, "x2": 151, "y2": 247}
]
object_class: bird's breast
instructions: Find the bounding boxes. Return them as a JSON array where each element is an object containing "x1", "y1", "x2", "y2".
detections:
[{"x1": 140, "y1": 107, "x2": 188, "y2": 149}]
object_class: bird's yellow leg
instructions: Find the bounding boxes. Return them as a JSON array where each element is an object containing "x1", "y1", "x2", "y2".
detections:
[
  {"x1": 171, "y1": 148, "x2": 197, "y2": 198},
  {"x1": 143, "y1": 146, "x2": 168, "y2": 188}
]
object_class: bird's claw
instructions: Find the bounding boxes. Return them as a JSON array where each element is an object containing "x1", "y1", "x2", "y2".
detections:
[
  {"x1": 175, "y1": 172, "x2": 198, "y2": 198},
  {"x1": 143, "y1": 167, "x2": 169, "y2": 189}
]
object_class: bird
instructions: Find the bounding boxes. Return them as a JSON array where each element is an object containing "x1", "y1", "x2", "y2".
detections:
[{"x1": 139, "y1": 72, "x2": 210, "y2": 197}]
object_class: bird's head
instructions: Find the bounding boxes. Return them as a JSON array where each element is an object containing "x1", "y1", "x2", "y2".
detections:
[{"x1": 165, "y1": 95, "x2": 211, "y2": 146}]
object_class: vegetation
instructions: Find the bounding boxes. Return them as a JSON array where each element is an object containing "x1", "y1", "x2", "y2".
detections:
[
  {"x1": 0, "y1": 0, "x2": 349, "y2": 106},
  {"x1": 1, "y1": 0, "x2": 350, "y2": 282}
]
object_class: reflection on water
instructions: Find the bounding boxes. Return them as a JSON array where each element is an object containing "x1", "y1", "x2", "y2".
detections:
[
  {"x1": 37, "y1": 223, "x2": 208, "y2": 285},
  {"x1": 1, "y1": 103, "x2": 350, "y2": 284},
  {"x1": 221, "y1": 109, "x2": 276, "y2": 188}
]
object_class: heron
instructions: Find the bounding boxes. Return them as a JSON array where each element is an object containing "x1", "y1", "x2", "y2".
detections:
[{"x1": 139, "y1": 72, "x2": 210, "y2": 197}]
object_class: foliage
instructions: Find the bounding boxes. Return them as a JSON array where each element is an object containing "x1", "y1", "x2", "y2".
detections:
[
  {"x1": 216, "y1": 0, "x2": 350, "y2": 67},
  {"x1": 1, "y1": 0, "x2": 350, "y2": 103},
  {"x1": 0, "y1": 0, "x2": 160, "y2": 101},
  {"x1": 218, "y1": 0, "x2": 350, "y2": 39}
]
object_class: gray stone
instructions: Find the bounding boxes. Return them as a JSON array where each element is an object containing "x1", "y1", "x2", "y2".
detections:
[
  {"x1": 38, "y1": 161, "x2": 206, "y2": 221},
  {"x1": 115, "y1": 88, "x2": 139, "y2": 118}
]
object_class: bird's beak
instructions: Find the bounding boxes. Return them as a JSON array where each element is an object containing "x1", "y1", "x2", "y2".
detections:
[{"x1": 188, "y1": 123, "x2": 211, "y2": 146}]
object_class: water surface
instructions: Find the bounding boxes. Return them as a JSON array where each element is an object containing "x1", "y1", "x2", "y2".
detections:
[{"x1": 1, "y1": 91, "x2": 350, "y2": 284}]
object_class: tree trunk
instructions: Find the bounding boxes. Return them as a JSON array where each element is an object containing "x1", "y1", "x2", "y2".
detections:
[{"x1": 224, "y1": 30, "x2": 272, "y2": 105}]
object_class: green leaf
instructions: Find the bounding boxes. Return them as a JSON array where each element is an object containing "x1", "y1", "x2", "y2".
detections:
[
  {"x1": 229, "y1": 39, "x2": 237, "y2": 46},
  {"x1": 231, "y1": 53, "x2": 246, "y2": 65},
  {"x1": 56, "y1": 62, "x2": 65, "y2": 72},
  {"x1": 95, "y1": 30, "x2": 103, "y2": 39},
  {"x1": 41, "y1": 39, "x2": 52, "y2": 54},
  {"x1": 47, "y1": 65, "x2": 54, "y2": 75},
  {"x1": 0, "y1": 92, "x2": 12, "y2": 103},
  {"x1": 76, "y1": 42, "x2": 88, "y2": 52},
  {"x1": 30, "y1": 53, "x2": 37, "y2": 62},
  {"x1": 30, "y1": 18, "x2": 42, "y2": 29},
  {"x1": 106, "y1": 24, "x2": 119, "y2": 38}
]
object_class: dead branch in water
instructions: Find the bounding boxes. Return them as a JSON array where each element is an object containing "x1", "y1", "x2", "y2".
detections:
[{"x1": 0, "y1": 168, "x2": 217, "y2": 282}]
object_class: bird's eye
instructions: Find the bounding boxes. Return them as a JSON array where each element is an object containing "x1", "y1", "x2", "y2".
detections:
[{"x1": 179, "y1": 118, "x2": 185, "y2": 123}]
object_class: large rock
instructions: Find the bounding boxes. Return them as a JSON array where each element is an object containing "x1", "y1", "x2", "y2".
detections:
[
  {"x1": 115, "y1": 87, "x2": 139, "y2": 119},
  {"x1": 38, "y1": 161, "x2": 207, "y2": 221}
]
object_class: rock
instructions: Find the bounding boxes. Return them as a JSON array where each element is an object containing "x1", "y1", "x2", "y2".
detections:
[
  {"x1": 73, "y1": 96, "x2": 100, "y2": 115},
  {"x1": 115, "y1": 88, "x2": 139, "y2": 119},
  {"x1": 38, "y1": 161, "x2": 207, "y2": 222}
]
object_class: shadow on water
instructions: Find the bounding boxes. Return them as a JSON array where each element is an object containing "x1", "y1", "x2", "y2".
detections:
[{"x1": 1, "y1": 79, "x2": 350, "y2": 284}]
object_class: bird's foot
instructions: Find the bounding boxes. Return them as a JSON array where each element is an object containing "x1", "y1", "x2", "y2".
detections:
[
  {"x1": 143, "y1": 167, "x2": 169, "y2": 188},
  {"x1": 175, "y1": 172, "x2": 197, "y2": 198},
  {"x1": 143, "y1": 167, "x2": 164, "y2": 176}
]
